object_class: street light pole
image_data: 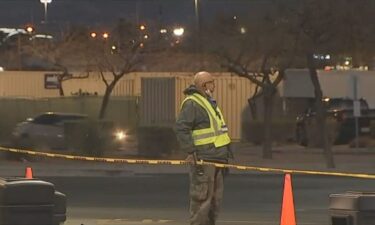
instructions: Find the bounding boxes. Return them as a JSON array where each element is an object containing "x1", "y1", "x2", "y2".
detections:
[
  {"x1": 194, "y1": 0, "x2": 203, "y2": 69},
  {"x1": 194, "y1": 0, "x2": 200, "y2": 32},
  {"x1": 40, "y1": 0, "x2": 52, "y2": 23}
]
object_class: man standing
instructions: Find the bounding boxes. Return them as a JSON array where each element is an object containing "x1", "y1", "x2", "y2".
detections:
[{"x1": 175, "y1": 71, "x2": 232, "y2": 225}]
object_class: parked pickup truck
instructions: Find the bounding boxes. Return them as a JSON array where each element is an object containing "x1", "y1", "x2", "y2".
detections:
[{"x1": 295, "y1": 98, "x2": 375, "y2": 146}]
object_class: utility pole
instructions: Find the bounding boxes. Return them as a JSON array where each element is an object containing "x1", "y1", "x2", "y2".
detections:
[
  {"x1": 136, "y1": 0, "x2": 140, "y2": 26},
  {"x1": 352, "y1": 75, "x2": 360, "y2": 150},
  {"x1": 40, "y1": 0, "x2": 52, "y2": 23}
]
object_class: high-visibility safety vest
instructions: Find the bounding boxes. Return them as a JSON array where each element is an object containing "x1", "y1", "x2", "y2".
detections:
[{"x1": 181, "y1": 93, "x2": 231, "y2": 147}]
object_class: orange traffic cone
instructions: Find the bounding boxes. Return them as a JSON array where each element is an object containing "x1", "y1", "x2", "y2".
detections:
[
  {"x1": 25, "y1": 167, "x2": 33, "y2": 179},
  {"x1": 280, "y1": 173, "x2": 296, "y2": 225}
]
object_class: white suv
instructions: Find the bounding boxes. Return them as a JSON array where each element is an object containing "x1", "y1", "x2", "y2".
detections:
[{"x1": 12, "y1": 112, "x2": 88, "y2": 150}]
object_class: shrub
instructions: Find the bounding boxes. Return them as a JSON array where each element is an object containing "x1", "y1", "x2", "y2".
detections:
[
  {"x1": 64, "y1": 120, "x2": 114, "y2": 156},
  {"x1": 137, "y1": 126, "x2": 178, "y2": 158},
  {"x1": 371, "y1": 121, "x2": 375, "y2": 138},
  {"x1": 242, "y1": 120, "x2": 295, "y2": 145},
  {"x1": 305, "y1": 118, "x2": 338, "y2": 147}
]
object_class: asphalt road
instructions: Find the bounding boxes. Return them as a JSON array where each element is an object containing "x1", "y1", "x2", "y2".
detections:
[{"x1": 42, "y1": 174, "x2": 375, "y2": 225}]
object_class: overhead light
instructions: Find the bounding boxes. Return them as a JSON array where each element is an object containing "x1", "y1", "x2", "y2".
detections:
[
  {"x1": 25, "y1": 26, "x2": 34, "y2": 33},
  {"x1": 102, "y1": 32, "x2": 109, "y2": 39}
]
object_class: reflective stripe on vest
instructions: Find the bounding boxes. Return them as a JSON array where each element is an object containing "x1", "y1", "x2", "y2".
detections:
[{"x1": 181, "y1": 93, "x2": 231, "y2": 147}]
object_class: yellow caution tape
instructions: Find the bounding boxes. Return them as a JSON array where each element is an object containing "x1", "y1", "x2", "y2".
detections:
[{"x1": 1, "y1": 146, "x2": 375, "y2": 179}]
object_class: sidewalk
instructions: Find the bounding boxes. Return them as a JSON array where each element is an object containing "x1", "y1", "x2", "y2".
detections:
[
  {"x1": 0, "y1": 143, "x2": 374, "y2": 177},
  {"x1": 234, "y1": 144, "x2": 375, "y2": 174}
]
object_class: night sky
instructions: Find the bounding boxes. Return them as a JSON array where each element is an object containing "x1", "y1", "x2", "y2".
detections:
[{"x1": 0, "y1": 0, "x2": 277, "y2": 28}]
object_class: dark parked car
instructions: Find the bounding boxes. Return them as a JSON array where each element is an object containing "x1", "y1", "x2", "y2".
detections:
[{"x1": 296, "y1": 98, "x2": 375, "y2": 146}]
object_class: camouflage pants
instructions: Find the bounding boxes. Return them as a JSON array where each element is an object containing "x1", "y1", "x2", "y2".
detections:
[{"x1": 189, "y1": 165, "x2": 225, "y2": 225}]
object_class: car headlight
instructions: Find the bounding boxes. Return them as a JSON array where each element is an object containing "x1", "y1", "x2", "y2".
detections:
[{"x1": 114, "y1": 130, "x2": 127, "y2": 141}]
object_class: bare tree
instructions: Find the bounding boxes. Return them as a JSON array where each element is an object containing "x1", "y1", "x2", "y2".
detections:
[
  {"x1": 206, "y1": 0, "x2": 375, "y2": 164},
  {"x1": 87, "y1": 19, "x2": 147, "y2": 119},
  {"x1": 206, "y1": 6, "x2": 299, "y2": 159},
  {"x1": 287, "y1": 0, "x2": 375, "y2": 168},
  {"x1": 22, "y1": 26, "x2": 91, "y2": 96},
  {"x1": 290, "y1": 0, "x2": 338, "y2": 168}
]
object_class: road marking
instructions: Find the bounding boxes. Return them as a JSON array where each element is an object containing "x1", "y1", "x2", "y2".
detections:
[
  {"x1": 97, "y1": 219, "x2": 173, "y2": 224},
  {"x1": 66, "y1": 218, "x2": 322, "y2": 225},
  {"x1": 219, "y1": 221, "x2": 321, "y2": 225}
]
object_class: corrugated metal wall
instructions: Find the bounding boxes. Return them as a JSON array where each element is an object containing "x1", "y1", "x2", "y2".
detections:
[
  {"x1": 213, "y1": 75, "x2": 255, "y2": 140},
  {"x1": 63, "y1": 72, "x2": 136, "y2": 96},
  {"x1": 0, "y1": 71, "x2": 256, "y2": 140},
  {"x1": 63, "y1": 73, "x2": 105, "y2": 96},
  {"x1": 0, "y1": 71, "x2": 137, "y2": 97},
  {"x1": 5, "y1": 70, "x2": 375, "y2": 140},
  {"x1": 140, "y1": 77, "x2": 176, "y2": 126},
  {"x1": 0, "y1": 71, "x2": 59, "y2": 97},
  {"x1": 112, "y1": 78, "x2": 135, "y2": 96}
]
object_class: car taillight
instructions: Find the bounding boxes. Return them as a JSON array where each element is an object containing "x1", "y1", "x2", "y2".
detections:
[{"x1": 334, "y1": 112, "x2": 347, "y2": 122}]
